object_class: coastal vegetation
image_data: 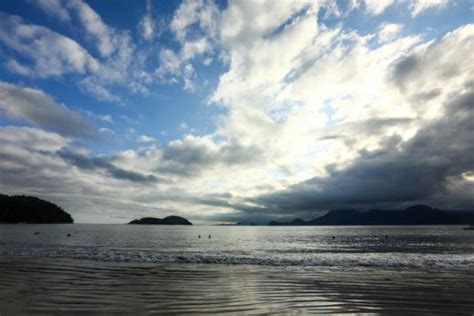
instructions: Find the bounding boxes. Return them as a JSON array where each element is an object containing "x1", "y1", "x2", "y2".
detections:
[{"x1": 0, "y1": 194, "x2": 73, "y2": 223}]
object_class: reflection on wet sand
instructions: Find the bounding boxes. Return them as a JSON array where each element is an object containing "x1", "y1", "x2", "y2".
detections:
[{"x1": 0, "y1": 256, "x2": 473, "y2": 314}]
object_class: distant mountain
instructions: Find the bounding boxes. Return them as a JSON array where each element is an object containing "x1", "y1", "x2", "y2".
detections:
[
  {"x1": 217, "y1": 222, "x2": 260, "y2": 226},
  {"x1": 129, "y1": 215, "x2": 192, "y2": 225},
  {"x1": 268, "y1": 205, "x2": 474, "y2": 226},
  {"x1": 234, "y1": 221, "x2": 258, "y2": 226},
  {"x1": 0, "y1": 194, "x2": 73, "y2": 223}
]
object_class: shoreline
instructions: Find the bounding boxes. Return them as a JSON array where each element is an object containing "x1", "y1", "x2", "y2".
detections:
[{"x1": 1, "y1": 256, "x2": 473, "y2": 314}]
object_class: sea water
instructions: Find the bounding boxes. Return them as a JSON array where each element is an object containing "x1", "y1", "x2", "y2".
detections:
[{"x1": 0, "y1": 224, "x2": 473, "y2": 269}]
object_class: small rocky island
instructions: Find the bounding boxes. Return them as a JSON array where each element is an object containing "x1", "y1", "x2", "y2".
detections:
[
  {"x1": 129, "y1": 215, "x2": 192, "y2": 225},
  {"x1": 0, "y1": 194, "x2": 74, "y2": 223}
]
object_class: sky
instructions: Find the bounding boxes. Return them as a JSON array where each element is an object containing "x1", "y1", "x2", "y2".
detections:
[{"x1": 0, "y1": 0, "x2": 473, "y2": 224}]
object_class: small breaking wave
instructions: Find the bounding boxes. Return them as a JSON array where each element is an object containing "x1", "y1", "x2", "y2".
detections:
[{"x1": 1, "y1": 243, "x2": 473, "y2": 269}]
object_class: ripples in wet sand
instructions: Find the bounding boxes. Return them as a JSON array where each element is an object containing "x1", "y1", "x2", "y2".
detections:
[{"x1": 1, "y1": 256, "x2": 473, "y2": 314}]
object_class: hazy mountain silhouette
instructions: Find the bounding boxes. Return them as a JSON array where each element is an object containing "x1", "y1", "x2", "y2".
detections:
[
  {"x1": 0, "y1": 194, "x2": 73, "y2": 223},
  {"x1": 268, "y1": 205, "x2": 474, "y2": 226},
  {"x1": 129, "y1": 215, "x2": 192, "y2": 225}
]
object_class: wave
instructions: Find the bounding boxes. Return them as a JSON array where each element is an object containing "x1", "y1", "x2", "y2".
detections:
[{"x1": 1, "y1": 244, "x2": 473, "y2": 269}]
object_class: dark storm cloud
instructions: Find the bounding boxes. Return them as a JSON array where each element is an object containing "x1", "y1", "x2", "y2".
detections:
[
  {"x1": 249, "y1": 90, "x2": 474, "y2": 214},
  {"x1": 0, "y1": 82, "x2": 97, "y2": 139},
  {"x1": 58, "y1": 150, "x2": 160, "y2": 184}
]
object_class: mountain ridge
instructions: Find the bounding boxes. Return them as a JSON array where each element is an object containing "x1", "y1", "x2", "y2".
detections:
[{"x1": 268, "y1": 205, "x2": 474, "y2": 226}]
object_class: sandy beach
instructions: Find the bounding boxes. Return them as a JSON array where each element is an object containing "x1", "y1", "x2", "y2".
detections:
[{"x1": 1, "y1": 256, "x2": 473, "y2": 314}]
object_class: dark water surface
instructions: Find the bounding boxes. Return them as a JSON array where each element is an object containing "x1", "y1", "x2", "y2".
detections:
[
  {"x1": 0, "y1": 225, "x2": 473, "y2": 314},
  {"x1": 1, "y1": 224, "x2": 473, "y2": 268}
]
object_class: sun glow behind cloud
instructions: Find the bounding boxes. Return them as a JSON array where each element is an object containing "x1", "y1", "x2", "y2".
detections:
[{"x1": 0, "y1": 0, "x2": 472, "y2": 223}]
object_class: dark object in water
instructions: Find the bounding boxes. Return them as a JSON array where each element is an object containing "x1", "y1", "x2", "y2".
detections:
[
  {"x1": 129, "y1": 215, "x2": 192, "y2": 225},
  {"x1": 463, "y1": 226, "x2": 474, "y2": 230},
  {"x1": 67, "y1": 234, "x2": 71, "y2": 237},
  {"x1": 198, "y1": 235, "x2": 201, "y2": 239},
  {"x1": 208, "y1": 234, "x2": 211, "y2": 239}
]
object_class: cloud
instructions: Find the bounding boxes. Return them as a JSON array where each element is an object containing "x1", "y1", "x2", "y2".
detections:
[
  {"x1": 0, "y1": 126, "x2": 169, "y2": 223},
  {"x1": 156, "y1": 0, "x2": 218, "y2": 91},
  {"x1": 32, "y1": 0, "x2": 71, "y2": 22},
  {"x1": 362, "y1": 0, "x2": 395, "y2": 15},
  {"x1": 410, "y1": 0, "x2": 448, "y2": 17},
  {"x1": 66, "y1": 0, "x2": 117, "y2": 57},
  {"x1": 157, "y1": 134, "x2": 262, "y2": 177},
  {"x1": 2, "y1": 1, "x2": 153, "y2": 103},
  {"x1": 57, "y1": 150, "x2": 161, "y2": 184},
  {"x1": 390, "y1": 24, "x2": 473, "y2": 107},
  {"x1": 137, "y1": 135, "x2": 155, "y2": 143},
  {"x1": 0, "y1": 82, "x2": 97, "y2": 138},
  {"x1": 378, "y1": 23, "x2": 403, "y2": 43},
  {"x1": 4, "y1": 59, "x2": 32, "y2": 76},
  {"x1": 232, "y1": 22, "x2": 474, "y2": 216},
  {"x1": 251, "y1": 89, "x2": 474, "y2": 215},
  {"x1": 64, "y1": 0, "x2": 148, "y2": 101},
  {"x1": 0, "y1": 0, "x2": 471, "y2": 224},
  {"x1": 139, "y1": 14, "x2": 155, "y2": 41},
  {"x1": 0, "y1": 127, "x2": 72, "y2": 193},
  {"x1": 0, "y1": 126, "x2": 68, "y2": 151},
  {"x1": 212, "y1": 2, "x2": 323, "y2": 108},
  {"x1": 170, "y1": 0, "x2": 218, "y2": 43},
  {"x1": 0, "y1": 13, "x2": 99, "y2": 77},
  {"x1": 220, "y1": 1, "x2": 317, "y2": 46},
  {"x1": 196, "y1": 6, "x2": 473, "y2": 220},
  {"x1": 138, "y1": 0, "x2": 159, "y2": 41},
  {"x1": 78, "y1": 77, "x2": 123, "y2": 103}
]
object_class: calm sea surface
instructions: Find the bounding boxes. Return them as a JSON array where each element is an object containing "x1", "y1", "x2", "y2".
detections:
[
  {"x1": 0, "y1": 224, "x2": 473, "y2": 268},
  {"x1": 1, "y1": 225, "x2": 473, "y2": 314}
]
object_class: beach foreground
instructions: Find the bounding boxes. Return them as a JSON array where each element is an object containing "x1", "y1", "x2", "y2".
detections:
[{"x1": 1, "y1": 256, "x2": 473, "y2": 314}]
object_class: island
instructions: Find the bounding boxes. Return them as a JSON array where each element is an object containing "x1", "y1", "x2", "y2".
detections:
[
  {"x1": 268, "y1": 205, "x2": 474, "y2": 226},
  {"x1": 0, "y1": 194, "x2": 74, "y2": 223},
  {"x1": 129, "y1": 215, "x2": 192, "y2": 225}
]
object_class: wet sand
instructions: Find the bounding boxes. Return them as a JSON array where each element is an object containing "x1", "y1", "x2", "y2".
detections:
[{"x1": 0, "y1": 256, "x2": 473, "y2": 314}]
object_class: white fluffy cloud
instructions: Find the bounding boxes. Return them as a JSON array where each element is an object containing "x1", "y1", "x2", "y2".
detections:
[
  {"x1": 137, "y1": 135, "x2": 155, "y2": 143},
  {"x1": 8, "y1": 0, "x2": 152, "y2": 102},
  {"x1": 66, "y1": 0, "x2": 118, "y2": 57},
  {"x1": 156, "y1": 0, "x2": 218, "y2": 91},
  {"x1": 139, "y1": 14, "x2": 155, "y2": 41},
  {"x1": 378, "y1": 23, "x2": 403, "y2": 43},
  {"x1": 362, "y1": 0, "x2": 395, "y2": 15},
  {"x1": 33, "y1": 0, "x2": 71, "y2": 22},
  {"x1": 170, "y1": 0, "x2": 218, "y2": 43},
  {"x1": 410, "y1": 0, "x2": 449, "y2": 17},
  {"x1": 0, "y1": 13, "x2": 99, "y2": 77}
]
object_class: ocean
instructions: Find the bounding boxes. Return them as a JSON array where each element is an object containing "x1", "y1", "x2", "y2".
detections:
[{"x1": 1, "y1": 224, "x2": 473, "y2": 314}]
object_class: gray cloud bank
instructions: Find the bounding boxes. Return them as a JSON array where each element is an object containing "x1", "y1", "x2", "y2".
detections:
[
  {"x1": 0, "y1": 82, "x2": 97, "y2": 138},
  {"x1": 57, "y1": 150, "x2": 161, "y2": 184}
]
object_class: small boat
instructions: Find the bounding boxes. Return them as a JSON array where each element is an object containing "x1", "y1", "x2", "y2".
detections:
[{"x1": 463, "y1": 225, "x2": 474, "y2": 230}]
